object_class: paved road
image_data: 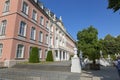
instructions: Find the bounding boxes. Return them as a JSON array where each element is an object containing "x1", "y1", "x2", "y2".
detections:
[
  {"x1": 81, "y1": 66, "x2": 120, "y2": 80},
  {"x1": 0, "y1": 61, "x2": 120, "y2": 80}
]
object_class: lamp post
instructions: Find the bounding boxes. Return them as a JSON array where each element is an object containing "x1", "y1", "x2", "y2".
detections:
[{"x1": 79, "y1": 50, "x2": 83, "y2": 67}]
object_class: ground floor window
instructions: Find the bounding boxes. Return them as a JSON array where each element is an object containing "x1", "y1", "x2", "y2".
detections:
[
  {"x1": 16, "y1": 44, "x2": 24, "y2": 58},
  {"x1": 39, "y1": 48, "x2": 42, "y2": 58},
  {"x1": 45, "y1": 50, "x2": 48, "y2": 58},
  {"x1": 0, "y1": 44, "x2": 3, "y2": 57},
  {"x1": 63, "y1": 52, "x2": 65, "y2": 59},
  {"x1": 29, "y1": 46, "x2": 32, "y2": 57},
  {"x1": 55, "y1": 50, "x2": 58, "y2": 57}
]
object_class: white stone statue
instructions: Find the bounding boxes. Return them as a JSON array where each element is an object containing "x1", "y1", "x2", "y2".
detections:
[
  {"x1": 100, "y1": 50, "x2": 103, "y2": 58},
  {"x1": 71, "y1": 48, "x2": 81, "y2": 73}
]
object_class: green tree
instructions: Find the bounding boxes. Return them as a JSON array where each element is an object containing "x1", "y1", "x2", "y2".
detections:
[
  {"x1": 99, "y1": 34, "x2": 120, "y2": 60},
  {"x1": 77, "y1": 26, "x2": 100, "y2": 64},
  {"x1": 107, "y1": 0, "x2": 120, "y2": 12},
  {"x1": 46, "y1": 50, "x2": 54, "y2": 62},
  {"x1": 29, "y1": 47, "x2": 39, "y2": 63}
]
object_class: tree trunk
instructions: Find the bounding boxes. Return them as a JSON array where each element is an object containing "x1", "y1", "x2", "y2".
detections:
[{"x1": 89, "y1": 60, "x2": 100, "y2": 70}]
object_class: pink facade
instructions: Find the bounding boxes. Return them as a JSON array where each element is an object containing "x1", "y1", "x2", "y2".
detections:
[
  {"x1": 0, "y1": 0, "x2": 76, "y2": 67},
  {"x1": 0, "y1": 0, "x2": 50, "y2": 67},
  {"x1": 66, "y1": 34, "x2": 76, "y2": 55}
]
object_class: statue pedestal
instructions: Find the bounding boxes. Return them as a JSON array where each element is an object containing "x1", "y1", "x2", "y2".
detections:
[{"x1": 71, "y1": 48, "x2": 81, "y2": 73}]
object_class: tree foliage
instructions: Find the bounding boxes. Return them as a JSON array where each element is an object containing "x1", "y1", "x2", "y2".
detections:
[
  {"x1": 77, "y1": 26, "x2": 100, "y2": 63},
  {"x1": 100, "y1": 34, "x2": 120, "y2": 56},
  {"x1": 107, "y1": 0, "x2": 120, "y2": 12},
  {"x1": 29, "y1": 47, "x2": 39, "y2": 63}
]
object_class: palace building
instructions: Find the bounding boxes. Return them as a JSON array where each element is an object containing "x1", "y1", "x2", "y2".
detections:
[{"x1": 0, "y1": 0, "x2": 76, "y2": 67}]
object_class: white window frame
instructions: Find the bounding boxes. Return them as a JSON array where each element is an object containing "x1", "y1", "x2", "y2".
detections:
[
  {"x1": 3, "y1": 0, "x2": 10, "y2": 12},
  {"x1": 0, "y1": 44, "x2": 3, "y2": 57},
  {"x1": 19, "y1": 21, "x2": 27, "y2": 37},
  {"x1": 39, "y1": 31, "x2": 43, "y2": 43},
  {"x1": 50, "y1": 37, "x2": 52, "y2": 47},
  {"x1": 39, "y1": 48, "x2": 42, "y2": 58},
  {"x1": 32, "y1": 10, "x2": 37, "y2": 21},
  {"x1": 45, "y1": 50, "x2": 48, "y2": 58},
  {"x1": 22, "y1": 1, "x2": 29, "y2": 15},
  {"x1": 16, "y1": 44, "x2": 24, "y2": 58},
  {"x1": 46, "y1": 21, "x2": 49, "y2": 29},
  {"x1": 30, "y1": 27, "x2": 36, "y2": 40},
  {"x1": 40, "y1": 16, "x2": 44, "y2": 25},
  {"x1": 46, "y1": 34, "x2": 48, "y2": 44},
  {"x1": 0, "y1": 20, "x2": 7, "y2": 36}
]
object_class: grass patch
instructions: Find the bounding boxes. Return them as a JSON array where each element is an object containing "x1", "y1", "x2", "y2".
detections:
[{"x1": 19, "y1": 61, "x2": 54, "y2": 65}]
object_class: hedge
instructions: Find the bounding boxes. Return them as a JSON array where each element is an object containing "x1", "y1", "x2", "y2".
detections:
[
  {"x1": 46, "y1": 50, "x2": 54, "y2": 62},
  {"x1": 29, "y1": 47, "x2": 39, "y2": 63}
]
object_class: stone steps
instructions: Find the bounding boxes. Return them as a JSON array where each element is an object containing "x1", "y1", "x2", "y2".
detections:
[{"x1": 0, "y1": 62, "x2": 4, "y2": 68}]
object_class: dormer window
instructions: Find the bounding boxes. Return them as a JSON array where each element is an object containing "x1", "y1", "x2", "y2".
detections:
[
  {"x1": 38, "y1": 2, "x2": 44, "y2": 9},
  {"x1": 34, "y1": 0, "x2": 38, "y2": 3}
]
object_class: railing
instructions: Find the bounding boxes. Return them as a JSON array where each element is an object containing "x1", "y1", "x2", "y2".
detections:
[{"x1": 0, "y1": 69, "x2": 81, "y2": 80}]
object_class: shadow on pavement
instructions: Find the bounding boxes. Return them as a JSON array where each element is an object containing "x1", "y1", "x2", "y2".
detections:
[{"x1": 83, "y1": 66, "x2": 119, "y2": 80}]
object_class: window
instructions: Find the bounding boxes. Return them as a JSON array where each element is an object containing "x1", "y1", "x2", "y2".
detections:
[
  {"x1": 63, "y1": 52, "x2": 65, "y2": 59},
  {"x1": 46, "y1": 21, "x2": 49, "y2": 29},
  {"x1": 56, "y1": 28, "x2": 58, "y2": 34},
  {"x1": 30, "y1": 27, "x2": 36, "y2": 40},
  {"x1": 50, "y1": 26, "x2": 53, "y2": 32},
  {"x1": 40, "y1": 16, "x2": 44, "y2": 25},
  {"x1": 32, "y1": 10, "x2": 37, "y2": 21},
  {"x1": 16, "y1": 44, "x2": 24, "y2": 58},
  {"x1": 0, "y1": 20, "x2": 7, "y2": 36},
  {"x1": 22, "y1": 2, "x2": 29, "y2": 15},
  {"x1": 50, "y1": 37, "x2": 52, "y2": 46},
  {"x1": 56, "y1": 37, "x2": 58, "y2": 46},
  {"x1": 55, "y1": 50, "x2": 58, "y2": 57},
  {"x1": 0, "y1": 44, "x2": 3, "y2": 57},
  {"x1": 34, "y1": 0, "x2": 38, "y2": 3},
  {"x1": 3, "y1": 0, "x2": 10, "y2": 12},
  {"x1": 45, "y1": 50, "x2": 48, "y2": 58},
  {"x1": 39, "y1": 48, "x2": 42, "y2": 58},
  {"x1": 29, "y1": 47, "x2": 32, "y2": 57},
  {"x1": 39, "y1": 31, "x2": 43, "y2": 43},
  {"x1": 19, "y1": 21, "x2": 26, "y2": 37},
  {"x1": 46, "y1": 34, "x2": 48, "y2": 44}
]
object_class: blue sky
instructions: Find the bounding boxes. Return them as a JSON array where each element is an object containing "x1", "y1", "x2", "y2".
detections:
[{"x1": 40, "y1": 0, "x2": 120, "y2": 40}]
